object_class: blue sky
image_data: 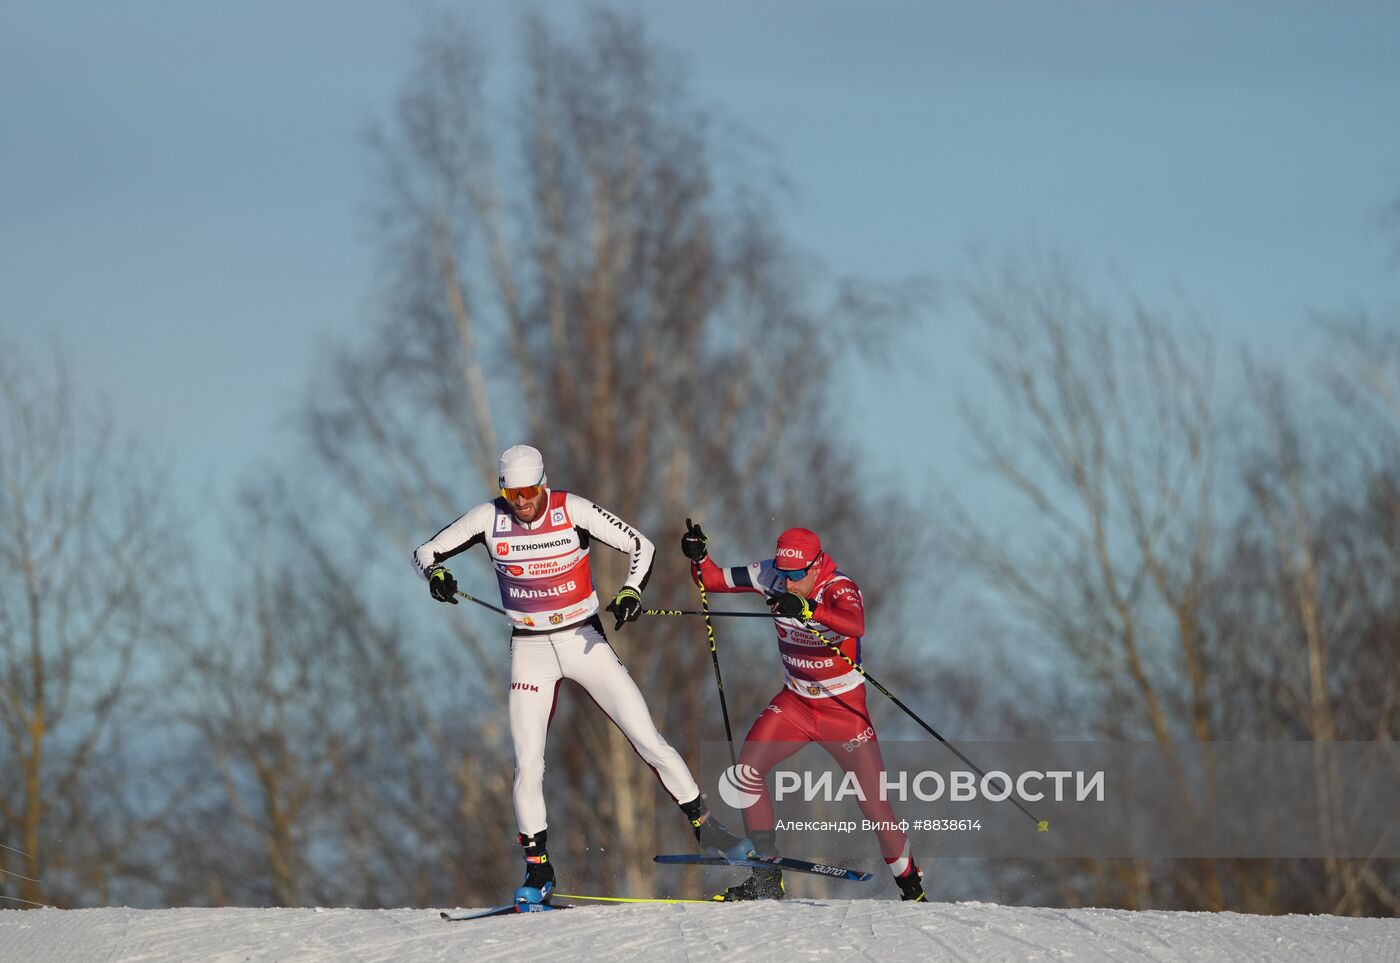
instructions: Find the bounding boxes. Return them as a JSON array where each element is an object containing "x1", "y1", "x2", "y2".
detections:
[{"x1": 4, "y1": 1, "x2": 1398, "y2": 528}]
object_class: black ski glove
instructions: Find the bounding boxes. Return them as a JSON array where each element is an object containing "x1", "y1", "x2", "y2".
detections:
[
  {"x1": 427, "y1": 565, "x2": 458, "y2": 604},
  {"x1": 606, "y1": 586, "x2": 643, "y2": 630},
  {"x1": 770, "y1": 591, "x2": 814, "y2": 621},
  {"x1": 681, "y1": 517, "x2": 709, "y2": 562}
]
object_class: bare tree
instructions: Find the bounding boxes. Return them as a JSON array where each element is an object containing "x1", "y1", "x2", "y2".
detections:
[
  {"x1": 1323, "y1": 320, "x2": 1400, "y2": 751},
  {"x1": 162, "y1": 479, "x2": 511, "y2": 907},
  {"x1": 945, "y1": 254, "x2": 1218, "y2": 743},
  {"x1": 1217, "y1": 336, "x2": 1400, "y2": 916},
  {"x1": 290, "y1": 9, "x2": 923, "y2": 901},
  {"x1": 0, "y1": 349, "x2": 183, "y2": 907},
  {"x1": 938, "y1": 252, "x2": 1400, "y2": 915},
  {"x1": 937, "y1": 252, "x2": 1227, "y2": 909}
]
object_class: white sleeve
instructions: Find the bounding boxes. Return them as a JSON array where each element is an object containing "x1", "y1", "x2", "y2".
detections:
[
  {"x1": 566, "y1": 492, "x2": 656, "y2": 593},
  {"x1": 753, "y1": 560, "x2": 786, "y2": 597},
  {"x1": 412, "y1": 502, "x2": 495, "y2": 578}
]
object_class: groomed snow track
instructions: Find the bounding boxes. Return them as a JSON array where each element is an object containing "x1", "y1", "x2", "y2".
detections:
[{"x1": 2, "y1": 899, "x2": 1396, "y2": 962}]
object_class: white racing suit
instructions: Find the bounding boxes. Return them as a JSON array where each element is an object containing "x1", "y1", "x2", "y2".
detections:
[{"x1": 414, "y1": 489, "x2": 699, "y2": 834}]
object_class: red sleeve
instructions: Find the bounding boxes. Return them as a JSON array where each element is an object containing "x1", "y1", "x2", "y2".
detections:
[
  {"x1": 811, "y1": 578, "x2": 865, "y2": 638},
  {"x1": 692, "y1": 557, "x2": 760, "y2": 595}
]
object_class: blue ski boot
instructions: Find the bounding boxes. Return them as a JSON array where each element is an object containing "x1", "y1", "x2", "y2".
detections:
[
  {"x1": 680, "y1": 795, "x2": 754, "y2": 863},
  {"x1": 513, "y1": 830, "x2": 555, "y2": 906}
]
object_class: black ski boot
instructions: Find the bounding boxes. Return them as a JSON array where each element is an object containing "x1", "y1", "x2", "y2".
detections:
[
  {"x1": 715, "y1": 830, "x2": 783, "y2": 902},
  {"x1": 514, "y1": 830, "x2": 555, "y2": 905},
  {"x1": 895, "y1": 864, "x2": 926, "y2": 902},
  {"x1": 717, "y1": 867, "x2": 784, "y2": 901},
  {"x1": 680, "y1": 795, "x2": 753, "y2": 862}
]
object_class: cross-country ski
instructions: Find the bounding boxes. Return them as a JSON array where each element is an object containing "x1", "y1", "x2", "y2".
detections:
[
  {"x1": 653, "y1": 853, "x2": 874, "y2": 883},
  {"x1": 440, "y1": 902, "x2": 571, "y2": 922}
]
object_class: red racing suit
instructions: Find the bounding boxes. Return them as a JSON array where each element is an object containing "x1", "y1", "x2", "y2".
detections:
[{"x1": 692, "y1": 553, "x2": 917, "y2": 878}]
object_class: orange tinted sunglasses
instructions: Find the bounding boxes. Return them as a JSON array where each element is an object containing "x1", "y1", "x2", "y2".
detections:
[{"x1": 501, "y1": 484, "x2": 546, "y2": 501}]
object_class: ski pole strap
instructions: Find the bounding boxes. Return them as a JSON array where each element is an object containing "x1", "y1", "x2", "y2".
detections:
[{"x1": 814, "y1": 629, "x2": 1049, "y2": 833}]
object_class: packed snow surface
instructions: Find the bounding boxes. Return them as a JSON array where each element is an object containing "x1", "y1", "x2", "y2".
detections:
[{"x1": 2, "y1": 900, "x2": 1396, "y2": 962}]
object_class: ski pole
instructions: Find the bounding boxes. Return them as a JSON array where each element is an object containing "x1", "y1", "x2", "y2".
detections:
[
  {"x1": 454, "y1": 590, "x2": 510, "y2": 617},
  {"x1": 455, "y1": 590, "x2": 771, "y2": 623},
  {"x1": 813, "y1": 629, "x2": 1049, "y2": 832},
  {"x1": 696, "y1": 579, "x2": 738, "y2": 766},
  {"x1": 554, "y1": 893, "x2": 714, "y2": 905},
  {"x1": 643, "y1": 608, "x2": 775, "y2": 618}
]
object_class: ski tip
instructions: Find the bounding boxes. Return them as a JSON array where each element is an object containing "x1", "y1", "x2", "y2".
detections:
[{"x1": 441, "y1": 902, "x2": 568, "y2": 921}]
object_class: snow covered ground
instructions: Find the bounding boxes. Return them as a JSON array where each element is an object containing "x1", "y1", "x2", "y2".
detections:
[{"x1": 2, "y1": 900, "x2": 1397, "y2": 962}]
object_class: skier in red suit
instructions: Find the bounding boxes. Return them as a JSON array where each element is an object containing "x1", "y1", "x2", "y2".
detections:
[{"x1": 684, "y1": 522, "x2": 926, "y2": 902}]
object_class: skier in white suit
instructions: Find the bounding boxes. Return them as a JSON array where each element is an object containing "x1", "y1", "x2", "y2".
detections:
[{"x1": 414, "y1": 445, "x2": 750, "y2": 904}]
